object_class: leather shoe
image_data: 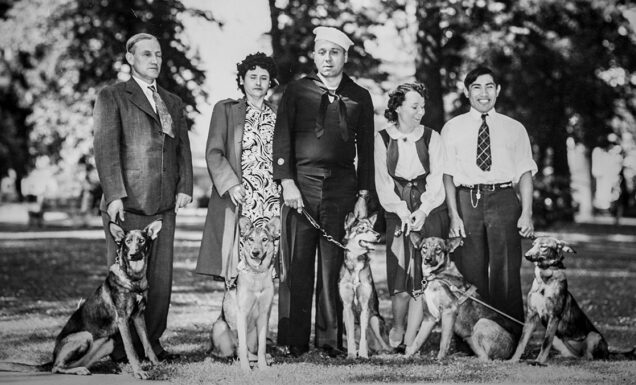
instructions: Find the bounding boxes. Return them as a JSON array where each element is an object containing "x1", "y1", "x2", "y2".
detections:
[
  {"x1": 157, "y1": 350, "x2": 181, "y2": 362},
  {"x1": 319, "y1": 345, "x2": 345, "y2": 359},
  {"x1": 288, "y1": 345, "x2": 309, "y2": 358}
]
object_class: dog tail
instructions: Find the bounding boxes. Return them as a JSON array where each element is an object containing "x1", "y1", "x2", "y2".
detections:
[
  {"x1": 0, "y1": 361, "x2": 52, "y2": 372},
  {"x1": 609, "y1": 346, "x2": 636, "y2": 360}
]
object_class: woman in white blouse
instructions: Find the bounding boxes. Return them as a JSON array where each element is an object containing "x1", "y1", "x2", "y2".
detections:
[{"x1": 374, "y1": 83, "x2": 448, "y2": 349}]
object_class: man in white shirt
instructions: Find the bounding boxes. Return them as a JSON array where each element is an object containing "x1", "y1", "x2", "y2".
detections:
[{"x1": 441, "y1": 66, "x2": 536, "y2": 337}]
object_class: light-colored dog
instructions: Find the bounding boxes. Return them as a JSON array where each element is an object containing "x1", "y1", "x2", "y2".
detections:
[
  {"x1": 338, "y1": 213, "x2": 391, "y2": 359},
  {"x1": 210, "y1": 216, "x2": 280, "y2": 371}
]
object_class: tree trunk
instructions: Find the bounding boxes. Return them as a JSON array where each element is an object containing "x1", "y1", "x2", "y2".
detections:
[{"x1": 414, "y1": 1, "x2": 445, "y2": 131}]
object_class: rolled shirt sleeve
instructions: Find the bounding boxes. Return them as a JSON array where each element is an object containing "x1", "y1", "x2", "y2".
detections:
[
  {"x1": 417, "y1": 131, "x2": 446, "y2": 215},
  {"x1": 374, "y1": 133, "x2": 411, "y2": 219},
  {"x1": 513, "y1": 122, "x2": 538, "y2": 182}
]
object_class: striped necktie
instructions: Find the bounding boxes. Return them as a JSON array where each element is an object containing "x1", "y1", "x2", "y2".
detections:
[
  {"x1": 148, "y1": 85, "x2": 175, "y2": 138},
  {"x1": 476, "y1": 113, "x2": 491, "y2": 171}
]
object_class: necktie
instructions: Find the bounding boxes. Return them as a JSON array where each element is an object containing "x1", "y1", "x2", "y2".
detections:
[
  {"x1": 476, "y1": 113, "x2": 491, "y2": 171},
  {"x1": 148, "y1": 85, "x2": 175, "y2": 138}
]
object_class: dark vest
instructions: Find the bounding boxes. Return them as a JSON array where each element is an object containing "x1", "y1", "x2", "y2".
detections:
[{"x1": 378, "y1": 127, "x2": 433, "y2": 211}]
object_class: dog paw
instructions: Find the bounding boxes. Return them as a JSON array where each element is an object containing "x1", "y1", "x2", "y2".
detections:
[
  {"x1": 347, "y1": 352, "x2": 357, "y2": 359},
  {"x1": 528, "y1": 360, "x2": 548, "y2": 367},
  {"x1": 75, "y1": 367, "x2": 92, "y2": 376},
  {"x1": 133, "y1": 370, "x2": 150, "y2": 380}
]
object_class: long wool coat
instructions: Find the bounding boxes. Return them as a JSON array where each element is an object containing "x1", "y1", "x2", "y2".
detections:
[{"x1": 195, "y1": 98, "x2": 276, "y2": 280}]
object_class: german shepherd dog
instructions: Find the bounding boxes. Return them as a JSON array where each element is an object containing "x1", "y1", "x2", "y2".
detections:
[
  {"x1": 338, "y1": 213, "x2": 391, "y2": 359},
  {"x1": 210, "y1": 216, "x2": 280, "y2": 371},
  {"x1": 404, "y1": 235, "x2": 516, "y2": 361},
  {"x1": 510, "y1": 236, "x2": 612, "y2": 364},
  {"x1": 0, "y1": 220, "x2": 162, "y2": 379}
]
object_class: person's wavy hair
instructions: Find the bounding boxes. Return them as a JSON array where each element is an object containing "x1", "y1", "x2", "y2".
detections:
[
  {"x1": 384, "y1": 82, "x2": 427, "y2": 123},
  {"x1": 236, "y1": 52, "x2": 279, "y2": 94}
]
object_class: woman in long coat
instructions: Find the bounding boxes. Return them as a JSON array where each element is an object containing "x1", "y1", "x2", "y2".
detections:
[{"x1": 196, "y1": 53, "x2": 279, "y2": 283}]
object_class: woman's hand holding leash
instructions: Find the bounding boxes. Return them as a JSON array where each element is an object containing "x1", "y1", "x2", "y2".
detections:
[
  {"x1": 409, "y1": 210, "x2": 427, "y2": 231},
  {"x1": 228, "y1": 185, "x2": 246, "y2": 207}
]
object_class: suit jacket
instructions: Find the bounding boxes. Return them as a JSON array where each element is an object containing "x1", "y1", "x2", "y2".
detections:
[
  {"x1": 196, "y1": 98, "x2": 276, "y2": 278},
  {"x1": 93, "y1": 78, "x2": 193, "y2": 216}
]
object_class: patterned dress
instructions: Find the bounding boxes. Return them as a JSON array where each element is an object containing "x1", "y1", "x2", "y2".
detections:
[{"x1": 240, "y1": 104, "x2": 280, "y2": 227}]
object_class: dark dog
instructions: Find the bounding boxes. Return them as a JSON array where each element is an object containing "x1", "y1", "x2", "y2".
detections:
[
  {"x1": 510, "y1": 236, "x2": 610, "y2": 364},
  {"x1": 404, "y1": 235, "x2": 516, "y2": 361},
  {"x1": 0, "y1": 220, "x2": 162, "y2": 379},
  {"x1": 338, "y1": 213, "x2": 390, "y2": 359},
  {"x1": 210, "y1": 216, "x2": 280, "y2": 371}
]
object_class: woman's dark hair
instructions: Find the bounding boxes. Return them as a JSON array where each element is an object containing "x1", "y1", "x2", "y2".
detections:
[
  {"x1": 236, "y1": 52, "x2": 279, "y2": 94},
  {"x1": 384, "y1": 82, "x2": 427, "y2": 123},
  {"x1": 464, "y1": 66, "x2": 498, "y2": 89}
]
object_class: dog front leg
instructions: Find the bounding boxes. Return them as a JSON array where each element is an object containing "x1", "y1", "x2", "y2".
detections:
[
  {"x1": 343, "y1": 302, "x2": 356, "y2": 358},
  {"x1": 359, "y1": 304, "x2": 370, "y2": 359},
  {"x1": 437, "y1": 309, "x2": 457, "y2": 360},
  {"x1": 535, "y1": 316, "x2": 559, "y2": 364},
  {"x1": 255, "y1": 297, "x2": 273, "y2": 369},
  {"x1": 404, "y1": 317, "x2": 436, "y2": 357},
  {"x1": 509, "y1": 314, "x2": 538, "y2": 362},
  {"x1": 236, "y1": 304, "x2": 251, "y2": 371},
  {"x1": 133, "y1": 313, "x2": 159, "y2": 365},
  {"x1": 117, "y1": 320, "x2": 148, "y2": 379}
]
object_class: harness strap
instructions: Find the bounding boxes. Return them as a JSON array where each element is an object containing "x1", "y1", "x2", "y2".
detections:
[{"x1": 413, "y1": 274, "x2": 524, "y2": 326}]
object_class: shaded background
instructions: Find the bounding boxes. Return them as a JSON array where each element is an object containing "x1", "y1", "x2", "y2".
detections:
[{"x1": 1, "y1": 0, "x2": 636, "y2": 229}]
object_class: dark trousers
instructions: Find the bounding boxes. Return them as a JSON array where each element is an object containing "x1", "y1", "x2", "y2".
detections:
[
  {"x1": 454, "y1": 188, "x2": 524, "y2": 336},
  {"x1": 277, "y1": 169, "x2": 356, "y2": 350},
  {"x1": 101, "y1": 209, "x2": 176, "y2": 358}
]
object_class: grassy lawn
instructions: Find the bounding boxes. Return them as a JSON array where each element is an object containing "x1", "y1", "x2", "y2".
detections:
[{"x1": 1, "y1": 224, "x2": 635, "y2": 384}]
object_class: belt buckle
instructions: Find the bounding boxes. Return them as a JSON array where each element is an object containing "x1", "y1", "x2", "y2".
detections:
[{"x1": 484, "y1": 184, "x2": 496, "y2": 192}]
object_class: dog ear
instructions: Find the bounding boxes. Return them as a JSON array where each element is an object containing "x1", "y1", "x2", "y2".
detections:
[
  {"x1": 446, "y1": 237, "x2": 463, "y2": 253},
  {"x1": 238, "y1": 216, "x2": 253, "y2": 236},
  {"x1": 409, "y1": 232, "x2": 422, "y2": 248},
  {"x1": 267, "y1": 216, "x2": 281, "y2": 239},
  {"x1": 344, "y1": 212, "x2": 356, "y2": 231},
  {"x1": 144, "y1": 220, "x2": 163, "y2": 240},
  {"x1": 558, "y1": 241, "x2": 576, "y2": 254},
  {"x1": 109, "y1": 222, "x2": 125, "y2": 244},
  {"x1": 367, "y1": 212, "x2": 378, "y2": 227}
]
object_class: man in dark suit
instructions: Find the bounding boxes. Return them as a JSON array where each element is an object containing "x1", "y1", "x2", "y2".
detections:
[
  {"x1": 273, "y1": 26, "x2": 374, "y2": 358},
  {"x1": 93, "y1": 33, "x2": 193, "y2": 362}
]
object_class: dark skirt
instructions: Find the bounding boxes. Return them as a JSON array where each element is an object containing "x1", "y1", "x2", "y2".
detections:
[{"x1": 385, "y1": 203, "x2": 449, "y2": 296}]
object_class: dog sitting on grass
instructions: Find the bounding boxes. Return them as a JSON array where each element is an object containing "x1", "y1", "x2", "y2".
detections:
[
  {"x1": 0, "y1": 220, "x2": 162, "y2": 379},
  {"x1": 209, "y1": 216, "x2": 280, "y2": 371},
  {"x1": 404, "y1": 235, "x2": 516, "y2": 361},
  {"x1": 509, "y1": 237, "x2": 636, "y2": 364}
]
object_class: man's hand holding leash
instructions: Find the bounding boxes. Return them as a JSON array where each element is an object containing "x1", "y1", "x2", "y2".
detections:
[
  {"x1": 107, "y1": 199, "x2": 125, "y2": 222},
  {"x1": 175, "y1": 193, "x2": 192, "y2": 213},
  {"x1": 282, "y1": 179, "x2": 304, "y2": 213},
  {"x1": 517, "y1": 212, "x2": 534, "y2": 238}
]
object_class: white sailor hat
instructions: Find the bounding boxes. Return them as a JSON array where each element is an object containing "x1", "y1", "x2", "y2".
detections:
[{"x1": 313, "y1": 26, "x2": 354, "y2": 51}]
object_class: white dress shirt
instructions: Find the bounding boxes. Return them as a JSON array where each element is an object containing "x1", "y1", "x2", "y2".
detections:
[
  {"x1": 374, "y1": 124, "x2": 446, "y2": 219},
  {"x1": 441, "y1": 108, "x2": 537, "y2": 186},
  {"x1": 132, "y1": 76, "x2": 158, "y2": 113}
]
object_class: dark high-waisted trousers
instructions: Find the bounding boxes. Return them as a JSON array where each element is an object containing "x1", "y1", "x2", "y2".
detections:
[
  {"x1": 277, "y1": 166, "x2": 356, "y2": 351},
  {"x1": 453, "y1": 187, "x2": 524, "y2": 336}
]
